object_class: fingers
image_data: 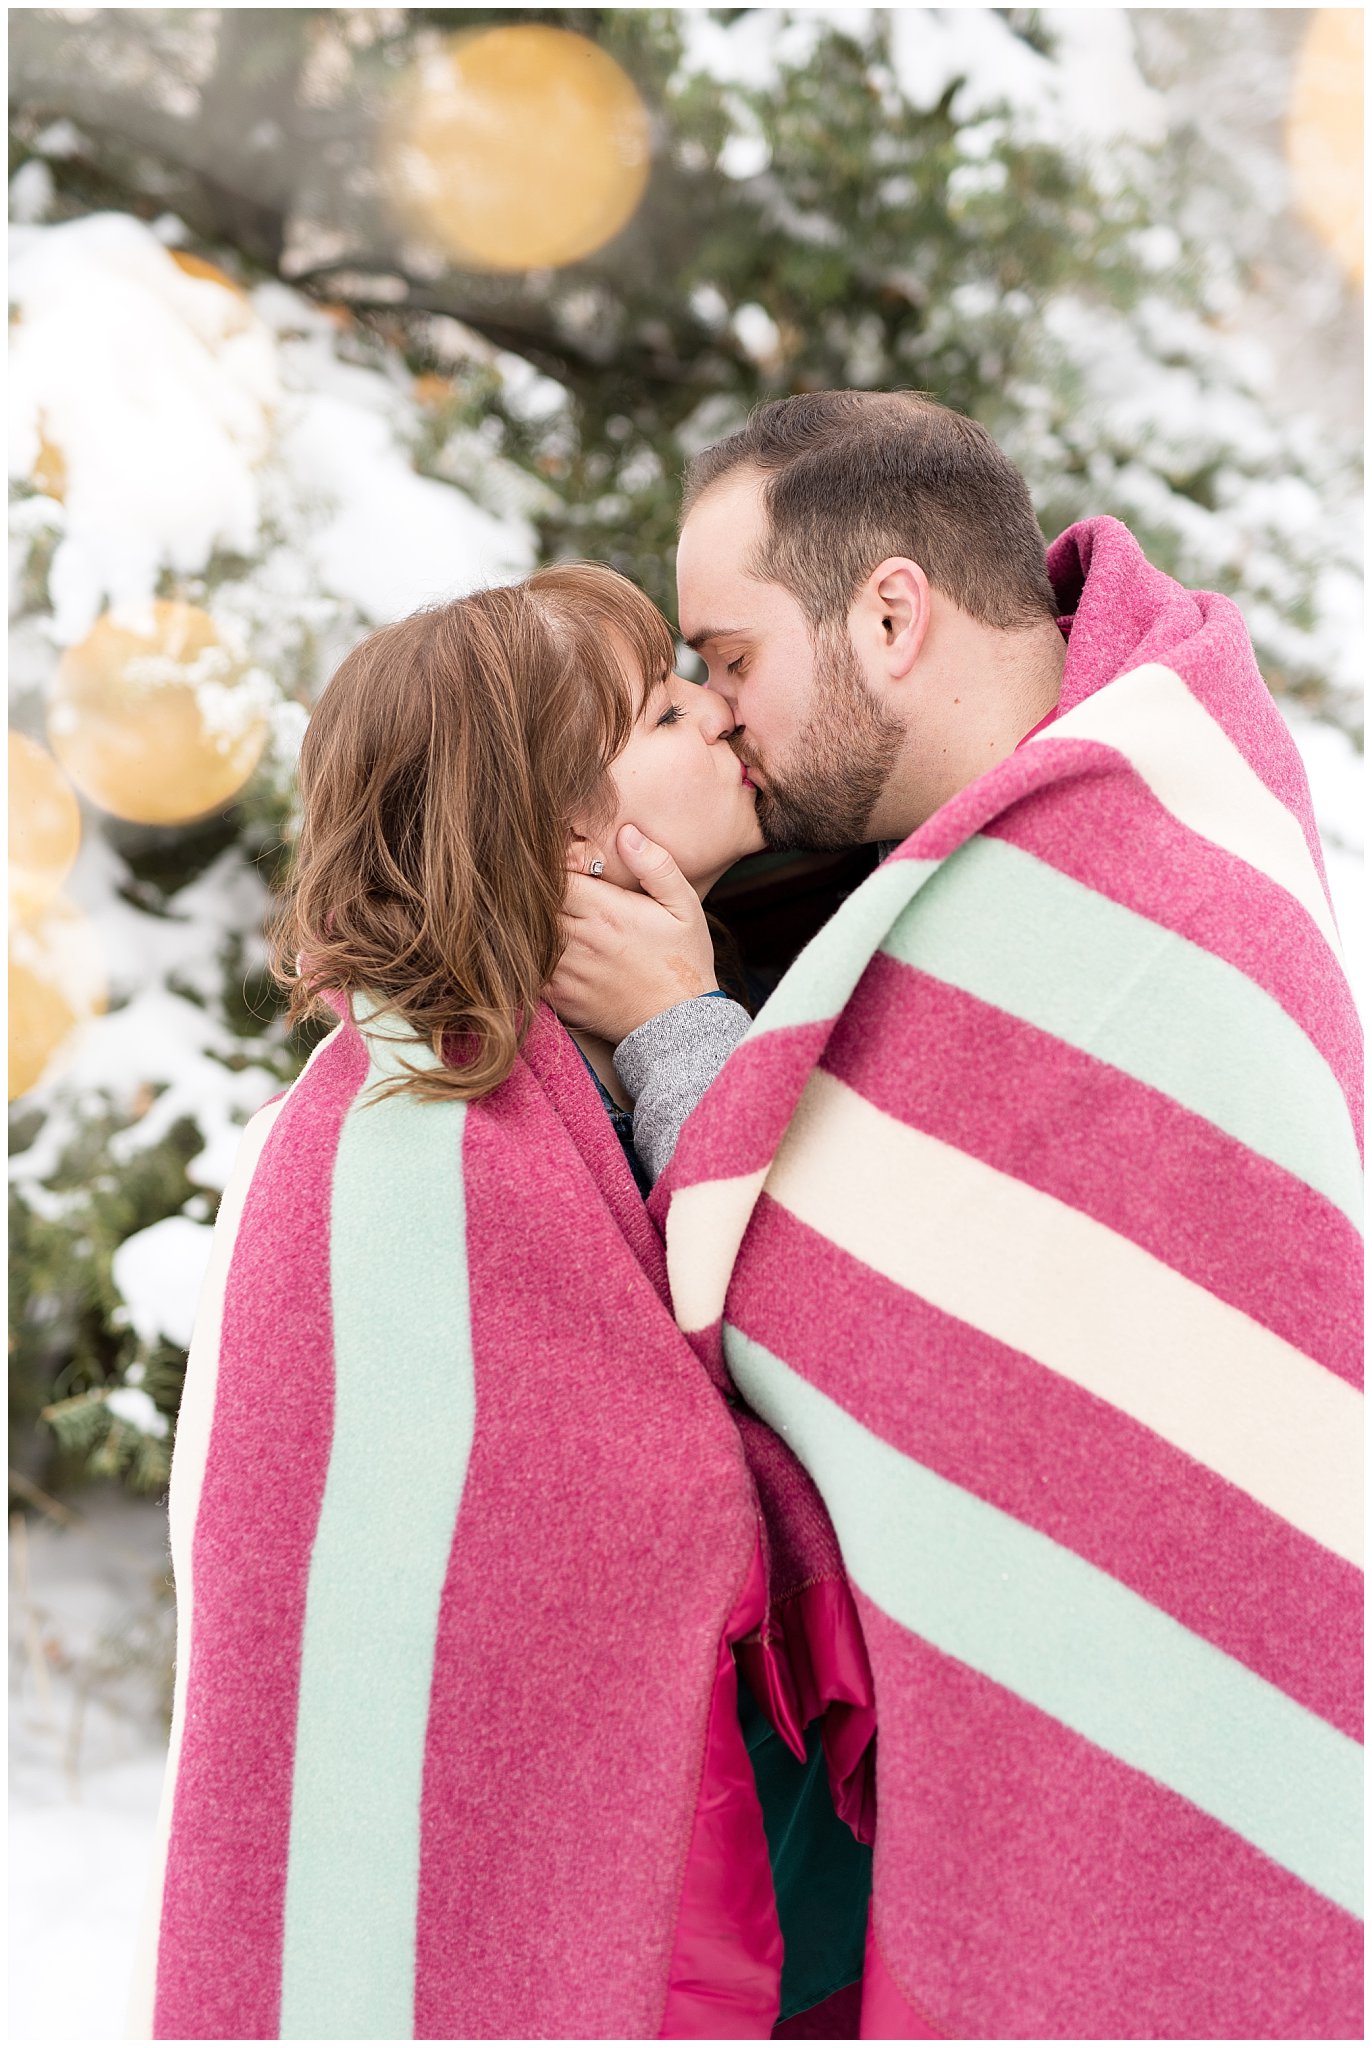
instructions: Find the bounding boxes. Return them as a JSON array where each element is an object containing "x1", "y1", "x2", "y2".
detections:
[
  {"x1": 561, "y1": 872, "x2": 607, "y2": 920},
  {"x1": 615, "y1": 824, "x2": 694, "y2": 915}
]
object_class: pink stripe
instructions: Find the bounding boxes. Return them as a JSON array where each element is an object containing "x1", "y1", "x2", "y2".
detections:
[
  {"x1": 522, "y1": 1003, "x2": 673, "y2": 1306},
  {"x1": 154, "y1": 1027, "x2": 367, "y2": 2039},
  {"x1": 730, "y1": 1199, "x2": 1361, "y2": 1740},
  {"x1": 860, "y1": 1909, "x2": 943, "y2": 2039},
  {"x1": 986, "y1": 754, "x2": 1363, "y2": 1134},
  {"x1": 654, "y1": 1021, "x2": 832, "y2": 1212},
  {"x1": 733, "y1": 1402, "x2": 846, "y2": 1600},
  {"x1": 414, "y1": 1073, "x2": 764, "y2": 2037},
  {"x1": 827, "y1": 952, "x2": 1363, "y2": 1387},
  {"x1": 858, "y1": 1605, "x2": 1362, "y2": 2039}
]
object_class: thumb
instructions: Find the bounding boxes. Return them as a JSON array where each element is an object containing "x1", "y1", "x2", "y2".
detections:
[{"x1": 616, "y1": 823, "x2": 695, "y2": 916}]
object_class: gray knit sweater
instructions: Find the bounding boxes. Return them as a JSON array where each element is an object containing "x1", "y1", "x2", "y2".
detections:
[{"x1": 612, "y1": 993, "x2": 751, "y2": 1186}]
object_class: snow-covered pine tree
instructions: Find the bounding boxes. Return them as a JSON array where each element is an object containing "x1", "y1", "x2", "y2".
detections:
[{"x1": 8, "y1": 7, "x2": 1360, "y2": 1496}]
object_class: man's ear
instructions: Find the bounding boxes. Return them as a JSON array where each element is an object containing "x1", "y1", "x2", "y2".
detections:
[{"x1": 853, "y1": 558, "x2": 930, "y2": 682}]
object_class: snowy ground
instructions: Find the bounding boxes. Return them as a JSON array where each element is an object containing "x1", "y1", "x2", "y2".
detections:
[{"x1": 9, "y1": 1491, "x2": 172, "y2": 2043}]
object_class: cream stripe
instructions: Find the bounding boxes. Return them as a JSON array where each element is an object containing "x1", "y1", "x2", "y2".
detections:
[
  {"x1": 726, "y1": 1328, "x2": 1363, "y2": 1917},
  {"x1": 766, "y1": 1070, "x2": 1362, "y2": 1567},
  {"x1": 667, "y1": 1166, "x2": 770, "y2": 1335},
  {"x1": 1042, "y1": 663, "x2": 1343, "y2": 962},
  {"x1": 125, "y1": 1032, "x2": 340, "y2": 2039},
  {"x1": 124, "y1": 1091, "x2": 292, "y2": 2036}
]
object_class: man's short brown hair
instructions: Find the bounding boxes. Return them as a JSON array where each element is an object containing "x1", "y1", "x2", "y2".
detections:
[{"x1": 682, "y1": 390, "x2": 1056, "y2": 633}]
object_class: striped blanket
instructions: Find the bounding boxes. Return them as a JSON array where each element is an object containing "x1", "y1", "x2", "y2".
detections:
[
  {"x1": 129, "y1": 997, "x2": 823, "y2": 2040},
  {"x1": 653, "y1": 517, "x2": 1363, "y2": 2039}
]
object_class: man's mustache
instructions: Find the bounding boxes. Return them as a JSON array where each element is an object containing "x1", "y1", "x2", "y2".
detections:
[{"x1": 727, "y1": 732, "x2": 764, "y2": 784}]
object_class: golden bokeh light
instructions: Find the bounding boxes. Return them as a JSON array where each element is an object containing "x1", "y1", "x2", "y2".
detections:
[
  {"x1": 47, "y1": 600, "x2": 270, "y2": 826},
  {"x1": 9, "y1": 731, "x2": 81, "y2": 921},
  {"x1": 1287, "y1": 9, "x2": 1363, "y2": 283},
  {"x1": 8, "y1": 894, "x2": 107, "y2": 1103},
  {"x1": 384, "y1": 25, "x2": 652, "y2": 272}
]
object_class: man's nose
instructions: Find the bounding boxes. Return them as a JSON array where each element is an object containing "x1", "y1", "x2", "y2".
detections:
[
  {"x1": 702, "y1": 661, "x2": 740, "y2": 713},
  {"x1": 698, "y1": 684, "x2": 739, "y2": 740}
]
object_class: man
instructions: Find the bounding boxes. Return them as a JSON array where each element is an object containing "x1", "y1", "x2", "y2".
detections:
[
  {"x1": 553, "y1": 391, "x2": 1363, "y2": 2038},
  {"x1": 554, "y1": 391, "x2": 1072, "y2": 1167}
]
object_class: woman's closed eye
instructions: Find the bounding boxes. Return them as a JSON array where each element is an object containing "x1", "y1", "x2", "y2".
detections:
[{"x1": 656, "y1": 701, "x2": 687, "y2": 727}]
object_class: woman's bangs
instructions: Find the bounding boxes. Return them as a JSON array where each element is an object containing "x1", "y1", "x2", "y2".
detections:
[{"x1": 531, "y1": 561, "x2": 675, "y2": 712}]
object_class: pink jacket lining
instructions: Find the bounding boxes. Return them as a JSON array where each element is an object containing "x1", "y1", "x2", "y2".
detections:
[{"x1": 658, "y1": 1552, "x2": 884, "y2": 2039}]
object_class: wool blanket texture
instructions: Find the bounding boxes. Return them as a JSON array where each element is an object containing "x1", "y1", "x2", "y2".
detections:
[
  {"x1": 128, "y1": 990, "x2": 855, "y2": 2040},
  {"x1": 652, "y1": 516, "x2": 1364, "y2": 2040}
]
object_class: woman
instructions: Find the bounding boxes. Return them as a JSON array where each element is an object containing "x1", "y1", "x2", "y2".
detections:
[{"x1": 129, "y1": 564, "x2": 871, "y2": 2042}]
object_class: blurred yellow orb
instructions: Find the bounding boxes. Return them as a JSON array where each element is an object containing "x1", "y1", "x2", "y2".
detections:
[
  {"x1": 1287, "y1": 9, "x2": 1363, "y2": 283},
  {"x1": 8, "y1": 894, "x2": 107, "y2": 1102},
  {"x1": 47, "y1": 600, "x2": 269, "y2": 826},
  {"x1": 385, "y1": 25, "x2": 652, "y2": 271},
  {"x1": 9, "y1": 732, "x2": 81, "y2": 921}
]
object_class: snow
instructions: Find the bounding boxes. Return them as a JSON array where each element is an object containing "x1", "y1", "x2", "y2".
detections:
[
  {"x1": 9, "y1": 213, "x2": 537, "y2": 644},
  {"x1": 277, "y1": 388, "x2": 527, "y2": 623},
  {"x1": 9, "y1": 157, "x2": 55, "y2": 224},
  {"x1": 733, "y1": 302, "x2": 783, "y2": 364},
  {"x1": 9, "y1": 1492, "x2": 172, "y2": 2043},
  {"x1": 673, "y1": 8, "x2": 808, "y2": 91},
  {"x1": 1001, "y1": 288, "x2": 1363, "y2": 722},
  {"x1": 719, "y1": 130, "x2": 772, "y2": 182},
  {"x1": 885, "y1": 8, "x2": 1163, "y2": 147},
  {"x1": 110, "y1": 1217, "x2": 215, "y2": 1352},
  {"x1": 9, "y1": 213, "x2": 278, "y2": 644},
  {"x1": 103, "y1": 1386, "x2": 169, "y2": 1439}
]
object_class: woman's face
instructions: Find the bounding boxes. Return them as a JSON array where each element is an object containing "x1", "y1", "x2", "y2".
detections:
[{"x1": 579, "y1": 668, "x2": 764, "y2": 895}]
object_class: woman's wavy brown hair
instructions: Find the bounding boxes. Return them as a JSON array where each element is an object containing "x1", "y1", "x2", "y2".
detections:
[{"x1": 268, "y1": 562, "x2": 675, "y2": 1101}]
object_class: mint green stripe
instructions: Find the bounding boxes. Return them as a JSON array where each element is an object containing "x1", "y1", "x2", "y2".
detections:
[
  {"x1": 280, "y1": 1037, "x2": 474, "y2": 2038},
  {"x1": 881, "y1": 837, "x2": 1362, "y2": 1229},
  {"x1": 746, "y1": 858, "x2": 939, "y2": 1037},
  {"x1": 726, "y1": 1326, "x2": 1363, "y2": 1917}
]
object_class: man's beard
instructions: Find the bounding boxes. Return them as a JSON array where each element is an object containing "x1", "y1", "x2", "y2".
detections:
[{"x1": 750, "y1": 627, "x2": 903, "y2": 852}]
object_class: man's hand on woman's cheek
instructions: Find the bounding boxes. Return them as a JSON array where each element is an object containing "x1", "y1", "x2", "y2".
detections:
[{"x1": 547, "y1": 825, "x2": 719, "y2": 1044}]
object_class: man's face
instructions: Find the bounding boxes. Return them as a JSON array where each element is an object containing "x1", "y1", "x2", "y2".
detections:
[{"x1": 675, "y1": 470, "x2": 901, "y2": 851}]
